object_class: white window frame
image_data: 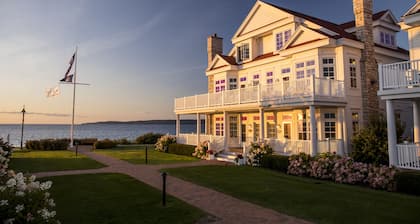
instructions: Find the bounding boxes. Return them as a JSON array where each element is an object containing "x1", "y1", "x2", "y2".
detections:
[{"x1": 322, "y1": 58, "x2": 335, "y2": 79}]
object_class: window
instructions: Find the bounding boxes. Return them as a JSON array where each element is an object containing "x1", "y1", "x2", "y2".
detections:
[
  {"x1": 254, "y1": 124, "x2": 260, "y2": 141},
  {"x1": 276, "y1": 29, "x2": 292, "y2": 50},
  {"x1": 281, "y1": 68, "x2": 291, "y2": 74},
  {"x1": 324, "y1": 113, "x2": 336, "y2": 139},
  {"x1": 307, "y1": 68, "x2": 315, "y2": 77},
  {"x1": 295, "y1": 60, "x2": 315, "y2": 79},
  {"x1": 380, "y1": 31, "x2": 396, "y2": 47},
  {"x1": 253, "y1": 74, "x2": 260, "y2": 86},
  {"x1": 240, "y1": 77, "x2": 247, "y2": 82},
  {"x1": 296, "y1": 62, "x2": 304, "y2": 68},
  {"x1": 352, "y1": 112, "x2": 359, "y2": 135},
  {"x1": 349, "y1": 58, "x2": 357, "y2": 88},
  {"x1": 296, "y1": 71, "x2": 305, "y2": 79},
  {"x1": 267, "y1": 123, "x2": 276, "y2": 138},
  {"x1": 298, "y1": 113, "x2": 310, "y2": 140},
  {"x1": 306, "y1": 60, "x2": 315, "y2": 66},
  {"x1": 229, "y1": 78, "x2": 237, "y2": 90},
  {"x1": 322, "y1": 58, "x2": 335, "y2": 79},
  {"x1": 215, "y1": 117, "x2": 224, "y2": 136},
  {"x1": 237, "y1": 43, "x2": 250, "y2": 62},
  {"x1": 229, "y1": 116, "x2": 238, "y2": 138},
  {"x1": 215, "y1": 79, "x2": 226, "y2": 92},
  {"x1": 266, "y1": 72, "x2": 273, "y2": 84}
]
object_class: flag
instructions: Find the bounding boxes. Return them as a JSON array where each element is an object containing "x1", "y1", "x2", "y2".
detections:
[{"x1": 60, "y1": 52, "x2": 76, "y2": 82}]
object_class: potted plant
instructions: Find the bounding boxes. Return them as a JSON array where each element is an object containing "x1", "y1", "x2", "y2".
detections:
[
  {"x1": 235, "y1": 154, "x2": 244, "y2": 165},
  {"x1": 207, "y1": 149, "x2": 215, "y2": 160}
]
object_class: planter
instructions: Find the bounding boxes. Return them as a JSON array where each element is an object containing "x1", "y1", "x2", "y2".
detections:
[{"x1": 208, "y1": 154, "x2": 215, "y2": 160}]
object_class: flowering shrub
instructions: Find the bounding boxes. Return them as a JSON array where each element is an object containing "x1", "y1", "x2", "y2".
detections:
[
  {"x1": 0, "y1": 147, "x2": 60, "y2": 223},
  {"x1": 247, "y1": 142, "x2": 273, "y2": 166},
  {"x1": 192, "y1": 141, "x2": 209, "y2": 159},
  {"x1": 287, "y1": 152, "x2": 397, "y2": 191},
  {"x1": 155, "y1": 135, "x2": 176, "y2": 152}
]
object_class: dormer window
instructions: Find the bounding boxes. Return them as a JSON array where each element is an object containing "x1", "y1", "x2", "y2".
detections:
[
  {"x1": 380, "y1": 31, "x2": 395, "y2": 47},
  {"x1": 275, "y1": 29, "x2": 292, "y2": 50},
  {"x1": 237, "y1": 43, "x2": 250, "y2": 62}
]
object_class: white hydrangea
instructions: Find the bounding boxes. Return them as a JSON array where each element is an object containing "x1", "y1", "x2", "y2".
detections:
[
  {"x1": 0, "y1": 199, "x2": 8, "y2": 206},
  {"x1": 40, "y1": 181, "x2": 52, "y2": 191},
  {"x1": 15, "y1": 204, "x2": 24, "y2": 213},
  {"x1": 6, "y1": 178, "x2": 16, "y2": 187}
]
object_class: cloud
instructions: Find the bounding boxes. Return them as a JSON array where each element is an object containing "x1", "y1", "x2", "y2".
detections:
[{"x1": 80, "y1": 10, "x2": 167, "y2": 56}]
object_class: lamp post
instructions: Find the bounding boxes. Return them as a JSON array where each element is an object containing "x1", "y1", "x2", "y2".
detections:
[{"x1": 20, "y1": 106, "x2": 26, "y2": 149}]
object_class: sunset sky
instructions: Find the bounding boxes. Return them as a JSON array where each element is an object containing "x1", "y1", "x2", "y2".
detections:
[{"x1": 0, "y1": 0, "x2": 414, "y2": 124}]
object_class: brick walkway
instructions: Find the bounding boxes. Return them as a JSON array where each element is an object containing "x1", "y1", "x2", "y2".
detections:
[{"x1": 34, "y1": 146, "x2": 311, "y2": 224}]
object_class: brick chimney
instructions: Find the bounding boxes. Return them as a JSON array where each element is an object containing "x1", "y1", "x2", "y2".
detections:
[
  {"x1": 353, "y1": 0, "x2": 379, "y2": 126},
  {"x1": 207, "y1": 33, "x2": 223, "y2": 68}
]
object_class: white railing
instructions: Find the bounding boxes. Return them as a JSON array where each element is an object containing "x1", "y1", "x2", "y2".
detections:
[
  {"x1": 379, "y1": 59, "x2": 420, "y2": 90},
  {"x1": 317, "y1": 139, "x2": 344, "y2": 155},
  {"x1": 265, "y1": 139, "x2": 311, "y2": 155},
  {"x1": 175, "y1": 77, "x2": 344, "y2": 111},
  {"x1": 176, "y1": 134, "x2": 225, "y2": 151},
  {"x1": 396, "y1": 144, "x2": 420, "y2": 170}
]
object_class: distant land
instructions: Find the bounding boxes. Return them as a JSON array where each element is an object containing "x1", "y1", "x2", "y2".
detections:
[{"x1": 81, "y1": 119, "x2": 202, "y2": 125}]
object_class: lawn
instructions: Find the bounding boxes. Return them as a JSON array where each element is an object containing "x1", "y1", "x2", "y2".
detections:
[
  {"x1": 42, "y1": 173, "x2": 206, "y2": 224},
  {"x1": 9, "y1": 150, "x2": 105, "y2": 173},
  {"x1": 164, "y1": 166, "x2": 420, "y2": 224},
  {"x1": 95, "y1": 145, "x2": 198, "y2": 164}
]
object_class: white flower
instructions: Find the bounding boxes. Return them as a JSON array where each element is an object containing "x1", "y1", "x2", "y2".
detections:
[
  {"x1": 15, "y1": 204, "x2": 24, "y2": 213},
  {"x1": 4, "y1": 218, "x2": 15, "y2": 224},
  {"x1": 16, "y1": 191, "x2": 25, "y2": 197},
  {"x1": 6, "y1": 178, "x2": 16, "y2": 187},
  {"x1": 0, "y1": 199, "x2": 8, "y2": 206},
  {"x1": 48, "y1": 199, "x2": 56, "y2": 207},
  {"x1": 0, "y1": 186, "x2": 6, "y2": 192},
  {"x1": 29, "y1": 175, "x2": 36, "y2": 182},
  {"x1": 40, "y1": 181, "x2": 52, "y2": 190}
]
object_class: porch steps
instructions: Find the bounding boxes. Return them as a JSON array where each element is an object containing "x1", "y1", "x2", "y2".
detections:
[{"x1": 216, "y1": 151, "x2": 237, "y2": 163}]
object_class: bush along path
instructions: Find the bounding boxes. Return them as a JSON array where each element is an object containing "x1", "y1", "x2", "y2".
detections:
[{"x1": 34, "y1": 146, "x2": 311, "y2": 224}]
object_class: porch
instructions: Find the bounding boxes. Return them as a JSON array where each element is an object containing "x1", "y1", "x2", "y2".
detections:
[
  {"x1": 396, "y1": 143, "x2": 420, "y2": 170},
  {"x1": 174, "y1": 77, "x2": 345, "y2": 114}
]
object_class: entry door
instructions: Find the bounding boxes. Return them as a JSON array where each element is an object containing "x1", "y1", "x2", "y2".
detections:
[
  {"x1": 253, "y1": 123, "x2": 260, "y2": 142},
  {"x1": 241, "y1": 124, "x2": 247, "y2": 142},
  {"x1": 283, "y1": 76, "x2": 290, "y2": 95},
  {"x1": 283, "y1": 123, "x2": 291, "y2": 139}
]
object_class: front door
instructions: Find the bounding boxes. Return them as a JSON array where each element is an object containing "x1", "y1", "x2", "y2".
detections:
[
  {"x1": 253, "y1": 123, "x2": 260, "y2": 142},
  {"x1": 241, "y1": 124, "x2": 246, "y2": 143},
  {"x1": 283, "y1": 123, "x2": 291, "y2": 139}
]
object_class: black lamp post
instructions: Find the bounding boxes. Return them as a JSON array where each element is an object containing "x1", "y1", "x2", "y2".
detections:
[{"x1": 20, "y1": 106, "x2": 26, "y2": 149}]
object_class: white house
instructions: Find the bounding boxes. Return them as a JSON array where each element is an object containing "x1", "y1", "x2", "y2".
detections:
[
  {"x1": 175, "y1": 0, "x2": 409, "y2": 160},
  {"x1": 380, "y1": 0, "x2": 420, "y2": 170}
]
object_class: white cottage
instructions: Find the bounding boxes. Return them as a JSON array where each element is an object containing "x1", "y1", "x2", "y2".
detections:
[{"x1": 175, "y1": 0, "x2": 409, "y2": 161}]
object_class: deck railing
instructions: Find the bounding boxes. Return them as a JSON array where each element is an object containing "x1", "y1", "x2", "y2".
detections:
[
  {"x1": 379, "y1": 59, "x2": 420, "y2": 91},
  {"x1": 175, "y1": 77, "x2": 344, "y2": 111},
  {"x1": 396, "y1": 144, "x2": 420, "y2": 170}
]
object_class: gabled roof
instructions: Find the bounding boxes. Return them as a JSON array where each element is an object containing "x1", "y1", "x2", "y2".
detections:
[
  {"x1": 261, "y1": 1, "x2": 357, "y2": 40},
  {"x1": 219, "y1": 55, "x2": 237, "y2": 65},
  {"x1": 339, "y1": 10, "x2": 389, "y2": 29},
  {"x1": 403, "y1": 2, "x2": 420, "y2": 17}
]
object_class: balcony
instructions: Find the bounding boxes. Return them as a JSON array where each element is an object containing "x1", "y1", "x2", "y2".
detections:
[
  {"x1": 378, "y1": 59, "x2": 420, "y2": 99},
  {"x1": 175, "y1": 77, "x2": 345, "y2": 113}
]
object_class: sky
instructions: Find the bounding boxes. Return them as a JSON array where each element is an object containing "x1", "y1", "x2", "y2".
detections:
[{"x1": 0, "y1": 0, "x2": 415, "y2": 124}]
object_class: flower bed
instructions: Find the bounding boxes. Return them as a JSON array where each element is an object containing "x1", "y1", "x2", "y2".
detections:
[
  {"x1": 192, "y1": 141, "x2": 209, "y2": 159},
  {"x1": 0, "y1": 145, "x2": 60, "y2": 223},
  {"x1": 155, "y1": 135, "x2": 176, "y2": 152},
  {"x1": 288, "y1": 153, "x2": 397, "y2": 191},
  {"x1": 246, "y1": 142, "x2": 273, "y2": 166}
]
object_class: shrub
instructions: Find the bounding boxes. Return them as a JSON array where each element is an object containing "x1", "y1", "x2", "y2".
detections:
[
  {"x1": 288, "y1": 153, "x2": 312, "y2": 176},
  {"x1": 114, "y1": 138, "x2": 132, "y2": 145},
  {"x1": 74, "y1": 138, "x2": 98, "y2": 145},
  {"x1": 0, "y1": 138, "x2": 13, "y2": 158},
  {"x1": 351, "y1": 115, "x2": 404, "y2": 166},
  {"x1": 0, "y1": 145, "x2": 60, "y2": 223},
  {"x1": 247, "y1": 142, "x2": 273, "y2": 166},
  {"x1": 192, "y1": 141, "x2": 209, "y2": 159},
  {"x1": 261, "y1": 155, "x2": 289, "y2": 173},
  {"x1": 93, "y1": 139, "x2": 117, "y2": 149},
  {"x1": 168, "y1": 144, "x2": 195, "y2": 156},
  {"x1": 395, "y1": 171, "x2": 420, "y2": 195},
  {"x1": 155, "y1": 135, "x2": 176, "y2": 152},
  {"x1": 309, "y1": 153, "x2": 340, "y2": 180},
  {"x1": 136, "y1": 133, "x2": 164, "y2": 144},
  {"x1": 25, "y1": 139, "x2": 68, "y2": 151}
]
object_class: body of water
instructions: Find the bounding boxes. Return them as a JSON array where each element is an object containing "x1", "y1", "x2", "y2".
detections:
[{"x1": 0, "y1": 123, "x2": 199, "y2": 146}]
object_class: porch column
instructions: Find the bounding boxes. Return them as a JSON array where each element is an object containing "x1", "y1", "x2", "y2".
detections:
[
  {"x1": 413, "y1": 100, "x2": 420, "y2": 143},
  {"x1": 310, "y1": 105, "x2": 317, "y2": 156},
  {"x1": 386, "y1": 100, "x2": 398, "y2": 167},
  {"x1": 239, "y1": 113, "x2": 243, "y2": 145},
  {"x1": 176, "y1": 114, "x2": 180, "y2": 137},
  {"x1": 337, "y1": 107, "x2": 347, "y2": 155},
  {"x1": 204, "y1": 114, "x2": 208, "y2": 135},
  {"x1": 223, "y1": 111, "x2": 228, "y2": 150},
  {"x1": 259, "y1": 108, "x2": 265, "y2": 142},
  {"x1": 196, "y1": 113, "x2": 201, "y2": 144}
]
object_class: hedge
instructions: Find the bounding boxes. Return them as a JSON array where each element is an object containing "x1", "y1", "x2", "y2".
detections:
[
  {"x1": 168, "y1": 143, "x2": 195, "y2": 156},
  {"x1": 136, "y1": 133, "x2": 163, "y2": 144},
  {"x1": 93, "y1": 139, "x2": 117, "y2": 149},
  {"x1": 25, "y1": 139, "x2": 69, "y2": 150},
  {"x1": 395, "y1": 171, "x2": 420, "y2": 196},
  {"x1": 261, "y1": 154, "x2": 290, "y2": 173}
]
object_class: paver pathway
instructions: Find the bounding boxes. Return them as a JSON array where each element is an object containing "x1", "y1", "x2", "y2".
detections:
[{"x1": 34, "y1": 146, "x2": 311, "y2": 224}]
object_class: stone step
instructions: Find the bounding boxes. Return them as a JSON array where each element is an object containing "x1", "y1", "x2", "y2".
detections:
[
  {"x1": 215, "y1": 156, "x2": 236, "y2": 163},
  {"x1": 215, "y1": 152, "x2": 238, "y2": 164}
]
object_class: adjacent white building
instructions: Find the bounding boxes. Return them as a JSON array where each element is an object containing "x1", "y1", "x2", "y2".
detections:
[
  {"x1": 380, "y1": 0, "x2": 420, "y2": 170},
  {"x1": 175, "y1": 0, "x2": 410, "y2": 159}
]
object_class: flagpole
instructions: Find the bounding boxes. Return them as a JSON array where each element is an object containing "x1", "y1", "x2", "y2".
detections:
[{"x1": 70, "y1": 46, "x2": 78, "y2": 148}]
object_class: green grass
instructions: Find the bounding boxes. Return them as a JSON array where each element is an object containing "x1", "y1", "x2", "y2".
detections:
[
  {"x1": 95, "y1": 145, "x2": 198, "y2": 164},
  {"x1": 9, "y1": 150, "x2": 105, "y2": 173},
  {"x1": 42, "y1": 173, "x2": 206, "y2": 224},
  {"x1": 164, "y1": 166, "x2": 420, "y2": 224}
]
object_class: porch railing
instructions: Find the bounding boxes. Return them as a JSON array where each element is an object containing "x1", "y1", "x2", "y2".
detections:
[
  {"x1": 317, "y1": 139, "x2": 344, "y2": 155},
  {"x1": 175, "y1": 77, "x2": 344, "y2": 111},
  {"x1": 379, "y1": 59, "x2": 420, "y2": 91},
  {"x1": 176, "y1": 134, "x2": 225, "y2": 151},
  {"x1": 396, "y1": 144, "x2": 420, "y2": 170}
]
